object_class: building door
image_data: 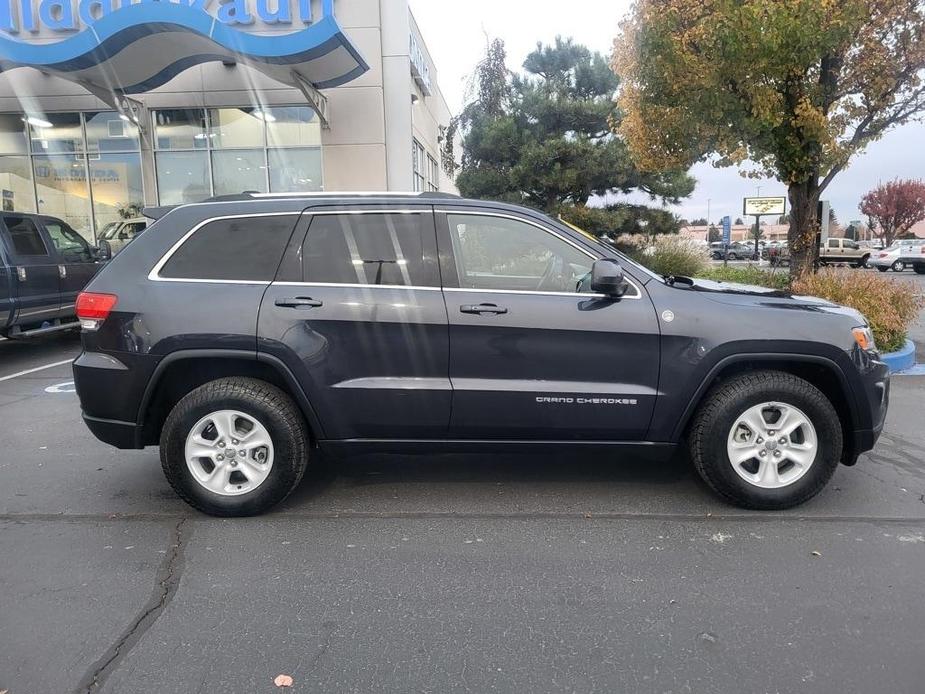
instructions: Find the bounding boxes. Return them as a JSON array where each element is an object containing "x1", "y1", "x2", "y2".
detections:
[
  {"x1": 258, "y1": 207, "x2": 451, "y2": 440},
  {"x1": 437, "y1": 209, "x2": 661, "y2": 441},
  {"x1": 0, "y1": 214, "x2": 61, "y2": 326}
]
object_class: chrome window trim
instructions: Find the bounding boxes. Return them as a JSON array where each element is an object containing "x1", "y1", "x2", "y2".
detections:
[
  {"x1": 437, "y1": 209, "x2": 642, "y2": 300},
  {"x1": 273, "y1": 282, "x2": 442, "y2": 292},
  {"x1": 147, "y1": 212, "x2": 298, "y2": 283}
]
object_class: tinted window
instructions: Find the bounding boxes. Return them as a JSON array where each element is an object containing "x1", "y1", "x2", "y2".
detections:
[
  {"x1": 828, "y1": 239, "x2": 839, "y2": 248},
  {"x1": 303, "y1": 213, "x2": 431, "y2": 286},
  {"x1": 447, "y1": 214, "x2": 593, "y2": 293},
  {"x1": 45, "y1": 220, "x2": 91, "y2": 261},
  {"x1": 3, "y1": 215, "x2": 48, "y2": 256},
  {"x1": 159, "y1": 215, "x2": 297, "y2": 281}
]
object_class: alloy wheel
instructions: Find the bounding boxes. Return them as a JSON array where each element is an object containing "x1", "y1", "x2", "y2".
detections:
[
  {"x1": 726, "y1": 402, "x2": 818, "y2": 489},
  {"x1": 184, "y1": 410, "x2": 275, "y2": 496}
]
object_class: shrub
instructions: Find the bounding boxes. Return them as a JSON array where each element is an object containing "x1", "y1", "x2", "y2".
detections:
[
  {"x1": 792, "y1": 269, "x2": 924, "y2": 353},
  {"x1": 616, "y1": 234, "x2": 710, "y2": 278},
  {"x1": 698, "y1": 265, "x2": 791, "y2": 291}
]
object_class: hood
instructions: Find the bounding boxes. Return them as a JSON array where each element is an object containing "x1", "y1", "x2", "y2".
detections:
[{"x1": 684, "y1": 277, "x2": 866, "y2": 323}]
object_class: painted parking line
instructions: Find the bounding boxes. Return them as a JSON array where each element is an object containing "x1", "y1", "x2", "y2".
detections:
[
  {"x1": 894, "y1": 364, "x2": 925, "y2": 377},
  {"x1": 0, "y1": 359, "x2": 75, "y2": 383}
]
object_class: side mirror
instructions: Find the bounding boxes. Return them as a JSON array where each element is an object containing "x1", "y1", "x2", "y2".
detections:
[
  {"x1": 94, "y1": 244, "x2": 112, "y2": 261},
  {"x1": 590, "y1": 259, "x2": 629, "y2": 298}
]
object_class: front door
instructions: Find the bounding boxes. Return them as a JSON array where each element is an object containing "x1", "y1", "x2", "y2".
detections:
[
  {"x1": 41, "y1": 217, "x2": 101, "y2": 315},
  {"x1": 258, "y1": 206, "x2": 451, "y2": 440},
  {"x1": 437, "y1": 209, "x2": 661, "y2": 441},
  {"x1": 0, "y1": 214, "x2": 61, "y2": 326}
]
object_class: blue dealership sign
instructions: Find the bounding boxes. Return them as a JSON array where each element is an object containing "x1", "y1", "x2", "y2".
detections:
[
  {"x1": 722, "y1": 216, "x2": 731, "y2": 245},
  {"x1": 0, "y1": 0, "x2": 368, "y2": 93}
]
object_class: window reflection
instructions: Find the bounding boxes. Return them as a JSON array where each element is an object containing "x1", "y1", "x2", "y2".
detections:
[
  {"x1": 268, "y1": 147, "x2": 322, "y2": 192},
  {"x1": 156, "y1": 151, "x2": 211, "y2": 205},
  {"x1": 33, "y1": 154, "x2": 93, "y2": 238},
  {"x1": 212, "y1": 149, "x2": 268, "y2": 195}
]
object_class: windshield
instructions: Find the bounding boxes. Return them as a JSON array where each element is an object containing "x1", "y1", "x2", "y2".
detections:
[{"x1": 99, "y1": 222, "x2": 121, "y2": 240}]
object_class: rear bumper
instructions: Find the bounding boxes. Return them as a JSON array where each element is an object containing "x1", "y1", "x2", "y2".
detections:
[{"x1": 82, "y1": 413, "x2": 144, "y2": 450}]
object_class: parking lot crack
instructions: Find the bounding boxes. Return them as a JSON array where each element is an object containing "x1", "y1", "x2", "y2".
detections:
[{"x1": 73, "y1": 518, "x2": 190, "y2": 694}]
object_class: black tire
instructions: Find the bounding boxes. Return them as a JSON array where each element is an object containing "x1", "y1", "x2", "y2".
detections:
[
  {"x1": 877, "y1": 266, "x2": 889, "y2": 273},
  {"x1": 688, "y1": 371, "x2": 842, "y2": 510},
  {"x1": 892, "y1": 261, "x2": 905, "y2": 272},
  {"x1": 727, "y1": 253, "x2": 738, "y2": 261},
  {"x1": 856, "y1": 255, "x2": 870, "y2": 268},
  {"x1": 914, "y1": 264, "x2": 925, "y2": 275},
  {"x1": 160, "y1": 377, "x2": 309, "y2": 517}
]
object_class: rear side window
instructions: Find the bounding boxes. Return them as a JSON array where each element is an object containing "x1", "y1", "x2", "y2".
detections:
[
  {"x1": 3, "y1": 216, "x2": 48, "y2": 256},
  {"x1": 302, "y1": 213, "x2": 432, "y2": 287},
  {"x1": 159, "y1": 215, "x2": 297, "y2": 281}
]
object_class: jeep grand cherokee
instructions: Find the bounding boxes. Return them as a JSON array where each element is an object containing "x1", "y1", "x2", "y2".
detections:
[{"x1": 73, "y1": 193, "x2": 890, "y2": 516}]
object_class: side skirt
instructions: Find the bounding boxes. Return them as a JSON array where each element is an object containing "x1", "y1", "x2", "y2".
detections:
[{"x1": 318, "y1": 439, "x2": 678, "y2": 462}]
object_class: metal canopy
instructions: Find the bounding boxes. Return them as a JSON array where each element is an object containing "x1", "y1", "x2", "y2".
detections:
[{"x1": 0, "y1": 1, "x2": 368, "y2": 102}]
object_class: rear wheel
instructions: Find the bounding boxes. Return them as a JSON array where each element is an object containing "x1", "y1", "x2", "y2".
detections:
[
  {"x1": 689, "y1": 371, "x2": 842, "y2": 510},
  {"x1": 160, "y1": 378, "x2": 309, "y2": 517},
  {"x1": 877, "y1": 266, "x2": 889, "y2": 272},
  {"x1": 892, "y1": 260, "x2": 906, "y2": 272},
  {"x1": 856, "y1": 255, "x2": 870, "y2": 268}
]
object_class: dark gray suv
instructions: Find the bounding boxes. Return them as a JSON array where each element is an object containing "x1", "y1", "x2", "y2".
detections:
[{"x1": 72, "y1": 193, "x2": 890, "y2": 516}]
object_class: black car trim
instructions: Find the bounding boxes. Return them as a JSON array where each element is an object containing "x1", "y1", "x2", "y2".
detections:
[
  {"x1": 671, "y1": 352, "x2": 859, "y2": 442},
  {"x1": 136, "y1": 349, "x2": 327, "y2": 441}
]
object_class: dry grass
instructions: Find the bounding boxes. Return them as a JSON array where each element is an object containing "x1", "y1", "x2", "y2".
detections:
[{"x1": 792, "y1": 269, "x2": 924, "y2": 353}]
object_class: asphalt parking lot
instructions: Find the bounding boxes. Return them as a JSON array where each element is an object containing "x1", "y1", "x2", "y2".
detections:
[{"x1": 2, "y1": 281, "x2": 924, "y2": 693}]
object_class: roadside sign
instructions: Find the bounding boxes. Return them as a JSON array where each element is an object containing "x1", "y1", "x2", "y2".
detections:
[
  {"x1": 722, "y1": 216, "x2": 731, "y2": 245},
  {"x1": 744, "y1": 197, "x2": 786, "y2": 216}
]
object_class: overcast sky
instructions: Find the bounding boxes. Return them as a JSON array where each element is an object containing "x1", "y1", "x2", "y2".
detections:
[{"x1": 410, "y1": 0, "x2": 925, "y2": 225}]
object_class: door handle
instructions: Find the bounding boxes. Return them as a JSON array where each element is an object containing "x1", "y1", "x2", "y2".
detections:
[
  {"x1": 460, "y1": 303, "x2": 508, "y2": 315},
  {"x1": 275, "y1": 297, "x2": 323, "y2": 309},
  {"x1": 58, "y1": 265, "x2": 67, "y2": 279}
]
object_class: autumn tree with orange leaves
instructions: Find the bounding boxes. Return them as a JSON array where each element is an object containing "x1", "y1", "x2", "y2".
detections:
[{"x1": 613, "y1": 0, "x2": 925, "y2": 278}]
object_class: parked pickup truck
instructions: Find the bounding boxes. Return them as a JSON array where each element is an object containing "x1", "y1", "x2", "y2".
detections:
[
  {"x1": 819, "y1": 238, "x2": 870, "y2": 268},
  {"x1": 0, "y1": 212, "x2": 104, "y2": 338}
]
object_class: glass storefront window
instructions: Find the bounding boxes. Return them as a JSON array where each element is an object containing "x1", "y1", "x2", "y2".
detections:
[
  {"x1": 0, "y1": 156, "x2": 35, "y2": 212},
  {"x1": 156, "y1": 151, "x2": 210, "y2": 205},
  {"x1": 29, "y1": 113, "x2": 84, "y2": 155},
  {"x1": 85, "y1": 111, "x2": 140, "y2": 153},
  {"x1": 154, "y1": 109, "x2": 209, "y2": 150},
  {"x1": 268, "y1": 147, "x2": 322, "y2": 192},
  {"x1": 209, "y1": 108, "x2": 265, "y2": 149},
  {"x1": 212, "y1": 149, "x2": 267, "y2": 195},
  {"x1": 33, "y1": 154, "x2": 93, "y2": 238},
  {"x1": 265, "y1": 107, "x2": 321, "y2": 147},
  {"x1": 0, "y1": 114, "x2": 28, "y2": 154},
  {"x1": 91, "y1": 152, "x2": 145, "y2": 231}
]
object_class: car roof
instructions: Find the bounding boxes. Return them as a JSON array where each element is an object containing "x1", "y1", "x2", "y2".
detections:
[{"x1": 143, "y1": 192, "x2": 551, "y2": 222}]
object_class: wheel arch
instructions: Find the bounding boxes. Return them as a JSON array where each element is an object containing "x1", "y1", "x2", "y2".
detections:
[
  {"x1": 138, "y1": 349, "x2": 325, "y2": 447},
  {"x1": 674, "y1": 354, "x2": 860, "y2": 465}
]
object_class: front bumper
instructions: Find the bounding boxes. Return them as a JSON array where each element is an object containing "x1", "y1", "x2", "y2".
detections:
[{"x1": 844, "y1": 352, "x2": 890, "y2": 464}]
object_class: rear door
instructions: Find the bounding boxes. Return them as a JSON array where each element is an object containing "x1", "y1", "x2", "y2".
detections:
[
  {"x1": 0, "y1": 214, "x2": 61, "y2": 326},
  {"x1": 437, "y1": 208, "x2": 661, "y2": 441},
  {"x1": 258, "y1": 206, "x2": 451, "y2": 440},
  {"x1": 41, "y1": 217, "x2": 100, "y2": 315}
]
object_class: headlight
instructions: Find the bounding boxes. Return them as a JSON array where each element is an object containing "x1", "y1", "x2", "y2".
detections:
[{"x1": 852, "y1": 326, "x2": 876, "y2": 352}]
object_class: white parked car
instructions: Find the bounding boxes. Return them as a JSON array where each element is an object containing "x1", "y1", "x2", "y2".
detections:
[
  {"x1": 98, "y1": 218, "x2": 147, "y2": 257},
  {"x1": 868, "y1": 241, "x2": 925, "y2": 273}
]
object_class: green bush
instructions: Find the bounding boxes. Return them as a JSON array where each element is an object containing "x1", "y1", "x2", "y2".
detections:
[
  {"x1": 698, "y1": 265, "x2": 791, "y2": 291},
  {"x1": 616, "y1": 234, "x2": 710, "y2": 277}
]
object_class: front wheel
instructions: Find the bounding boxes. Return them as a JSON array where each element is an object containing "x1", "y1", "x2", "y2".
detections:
[
  {"x1": 877, "y1": 266, "x2": 889, "y2": 272},
  {"x1": 892, "y1": 261, "x2": 906, "y2": 272},
  {"x1": 688, "y1": 371, "x2": 842, "y2": 510},
  {"x1": 160, "y1": 378, "x2": 309, "y2": 517}
]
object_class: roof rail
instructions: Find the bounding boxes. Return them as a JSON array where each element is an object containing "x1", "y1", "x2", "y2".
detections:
[{"x1": 200, "y1": 191, "x2": 461, "y2": 203}]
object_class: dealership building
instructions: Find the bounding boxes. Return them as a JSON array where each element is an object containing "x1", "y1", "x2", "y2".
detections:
[{"x1": 0, "y1": 0, "x2": 456, "y2": 241}]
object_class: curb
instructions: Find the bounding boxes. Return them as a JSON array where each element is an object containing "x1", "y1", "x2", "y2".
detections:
[{"x1": 882, "y1": 340, "x2": 916, "y2": 374}]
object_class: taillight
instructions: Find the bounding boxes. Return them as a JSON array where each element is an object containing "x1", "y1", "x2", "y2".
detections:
[
  {"x1": 878, "y1": 253, "x2": 888, "y2": 258},
  {"x1": 76, "y1": 292, "x2": 118, "y2": 330}
]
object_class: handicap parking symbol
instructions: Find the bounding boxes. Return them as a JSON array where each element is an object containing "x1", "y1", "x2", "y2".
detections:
[{"x1": 45, "y1": 381, "x2": 76, "y2": 394}]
